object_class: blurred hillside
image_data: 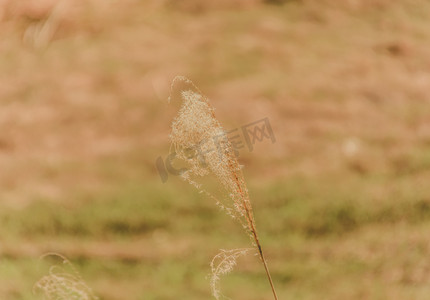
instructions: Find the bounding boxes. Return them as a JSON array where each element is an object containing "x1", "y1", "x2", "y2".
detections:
[{"x1": 1, "y1": 0, "x2": 430, "y2": 299}]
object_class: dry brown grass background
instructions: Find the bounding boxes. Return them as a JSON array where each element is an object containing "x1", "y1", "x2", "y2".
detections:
[{"x1": 1, "y1": 0, "x2": 430, "y2": 299}]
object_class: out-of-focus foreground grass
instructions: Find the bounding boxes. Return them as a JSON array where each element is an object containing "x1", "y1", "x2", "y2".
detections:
[{"x1": 1, "y1": 0, "x2": 430, "y2": 299}]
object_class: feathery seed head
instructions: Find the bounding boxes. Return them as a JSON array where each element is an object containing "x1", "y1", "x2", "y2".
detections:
[
  {"x1": 34, "y1": 254, "x2": 98, "y2": 300},
  {"x1": 169, "y1": 77, "x2": 255, "y2": 236},
  {"x1": 168, "y1": 77, "x2": 278, "y2": 300}
]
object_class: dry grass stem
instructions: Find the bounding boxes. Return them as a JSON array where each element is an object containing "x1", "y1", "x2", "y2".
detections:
[
  {"x1": 33, "y1": 253, "x2": 98, "y2": 300},
  {"x1": 169, "y1": 76, "x2": 278, "y2": 300},
  {"x1": 23, "y1": 0, "x2": 66, "y2": 49},
  {"x1": 210, "y1": 248, "x2": 253, "y2": 300}
]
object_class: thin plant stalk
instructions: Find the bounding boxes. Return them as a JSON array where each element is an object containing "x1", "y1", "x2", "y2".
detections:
[
  {"x1": 169, "y1": 76, "x2": 278, "y2": 300},
  {"x1": 230, "y1": 159, "x2": 278, "y2": 300}
]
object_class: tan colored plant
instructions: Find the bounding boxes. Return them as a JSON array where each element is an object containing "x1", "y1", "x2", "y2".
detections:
[
  {"x1": 210, "y1": 248, "x2": 252, "y2": 300},
  {"x1": 23, "y1": 0, "x2": 66, "y2": 49},
  {"x1": 33, "y1": 253, "x2": 99, "y2": 300},
  {"x1": 169, "y1": 76, "x2": 278, "y2": 300}
]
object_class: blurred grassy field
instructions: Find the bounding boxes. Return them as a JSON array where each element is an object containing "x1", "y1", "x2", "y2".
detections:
[{"x1": 1, "y1": 0, "x2": 430, "y2": 299}]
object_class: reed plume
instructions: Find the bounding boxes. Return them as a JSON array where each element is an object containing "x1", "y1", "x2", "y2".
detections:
[
  {"x1": 210, "y1": 248, "x2": 251, "y2": 300},
  {"x1": 34, "y1": 253, "x2": 98, "y2": 300},
  {"x1": 169, "y1": 76, "x2": 278, "y2": 300}
]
